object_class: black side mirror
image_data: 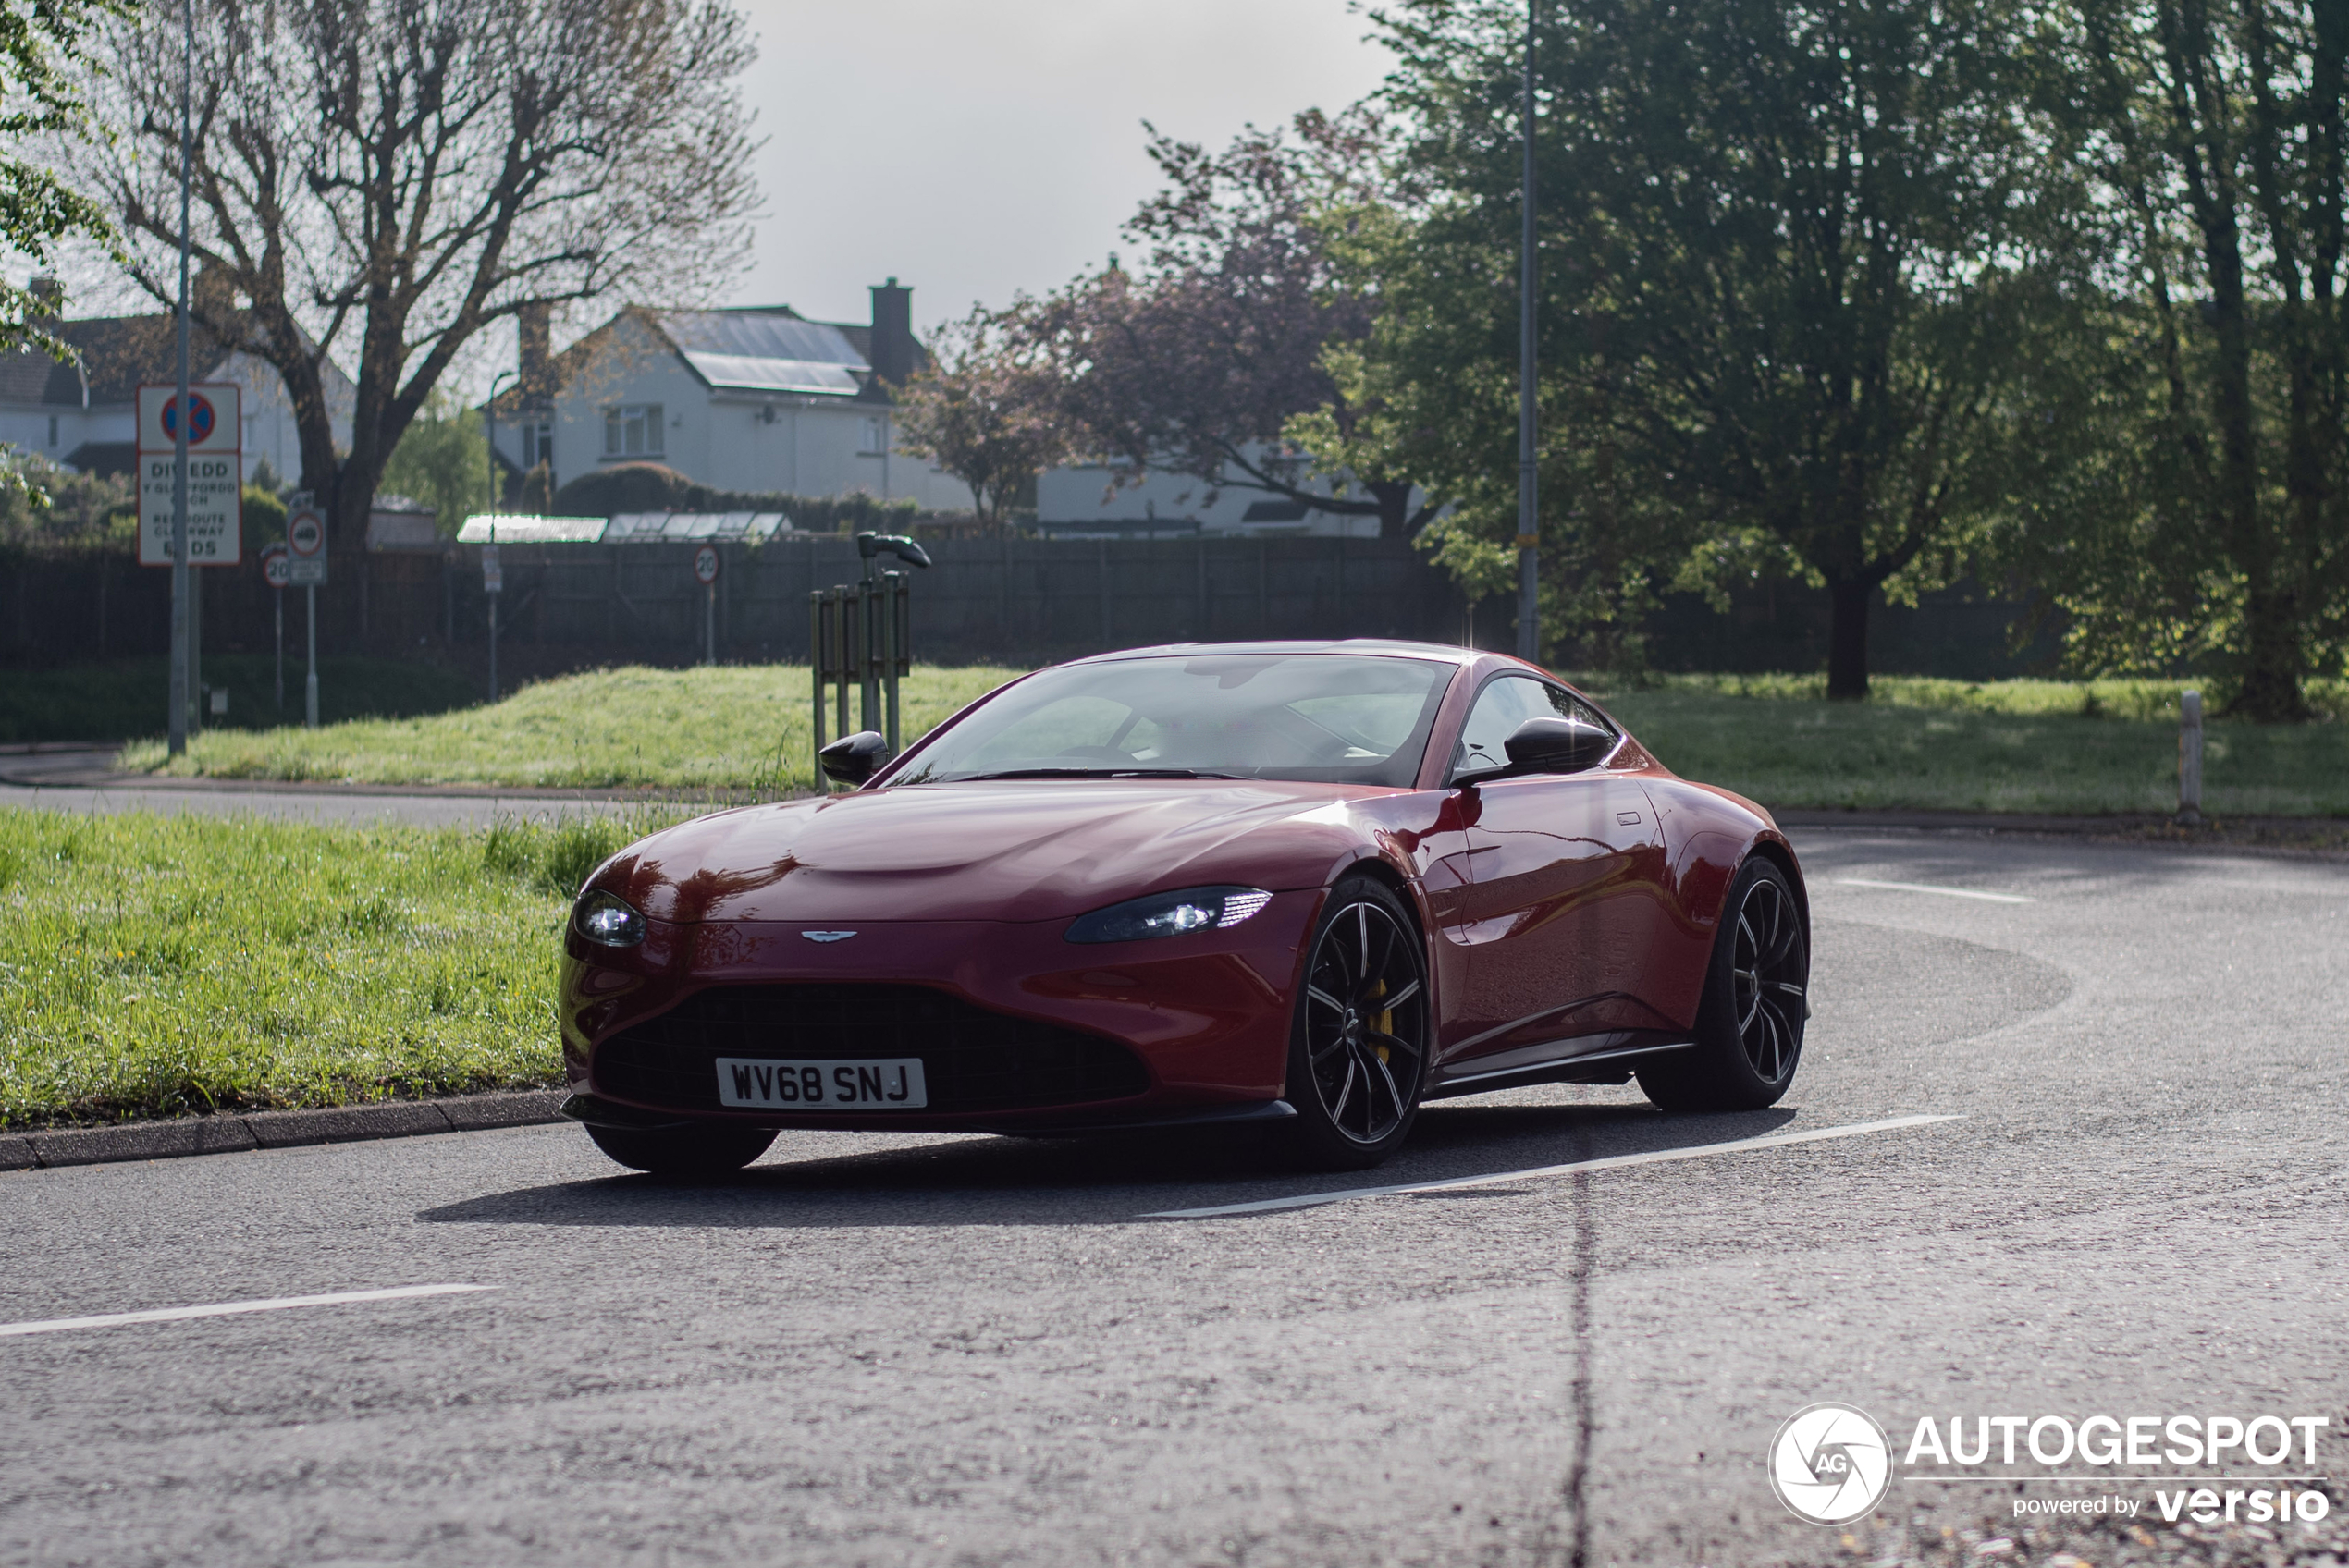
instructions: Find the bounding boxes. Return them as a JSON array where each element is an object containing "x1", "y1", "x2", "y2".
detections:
[
  {"x1": 1501, "y1": 716, "x2": 1617, "y2": 776},
  {"x1": 855, "y1": 532, "x2": 932, "y2": 570},
  {"x1": 818, "y1": 730, "x2": 892, "y2": 785}
]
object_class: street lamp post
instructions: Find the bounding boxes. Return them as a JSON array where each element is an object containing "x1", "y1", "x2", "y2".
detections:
[
  {"x1": 1516, "y1": 0, "x2": 1541, "y2": 665},
  {"x1": 166, "y1": 0, "x2": 193, "y2": 754},
  {"x1": 484, "y1": 370, "x2": 516, "y2": 703}
]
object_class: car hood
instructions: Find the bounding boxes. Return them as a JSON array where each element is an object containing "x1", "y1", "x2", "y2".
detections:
[{"x1": 602, "y1": 779, "x2": 1392, "y2": 924}]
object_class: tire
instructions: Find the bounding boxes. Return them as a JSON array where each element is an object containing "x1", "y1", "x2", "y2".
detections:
[
  {"x1": 584, "y1": 1121, "x2": 777, "y2": 1176},
  {"x1": 1637, "y1": 857, "x2": 1809, "y2": 1113},
  {"x1": 1285, "y1": 876, "x2": 1433, "y2": 1170}
]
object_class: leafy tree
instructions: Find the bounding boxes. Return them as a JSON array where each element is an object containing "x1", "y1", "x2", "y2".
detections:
[
  {"x1": 2017, "y1": 0, "x2": 2349, "y2": 719},
  {"x1": 74, "y1": 0, "x2": 758, "y2": 556},
  {"x1": 1030, "y1": 110, "x2": 1440, "y2": 539},
  {"x1": 379, "y1": 389, "x2": 488, "y2": 539},
  {"x1": 0, "y1": 0, "x2": 124, "y2": 362},
  {"x1": 1359, "y1": 0, "x2": 2048, "y2": 694},
  {"x1": 895, "y1": 304, "x2": 1071, "y2": 532}
]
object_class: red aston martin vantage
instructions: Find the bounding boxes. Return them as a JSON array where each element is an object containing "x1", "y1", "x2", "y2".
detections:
[{"x1": 558, "y1": 642, "x2": 1810, "y2": 1174}]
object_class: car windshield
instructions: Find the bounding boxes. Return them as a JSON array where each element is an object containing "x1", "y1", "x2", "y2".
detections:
[{"x1": 893, "y1": 654, "x2": 1457, "y2": 788}]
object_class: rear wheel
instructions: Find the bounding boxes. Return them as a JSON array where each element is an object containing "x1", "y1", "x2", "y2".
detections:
[
  {"x1": 584, "y1": 1121, "x2": 776, "y2": 1176},
  {"x1": 1637, "y1": 858, "x2": 1808, "y2": 1112},
  {"x1": 1285, "y1": 876, "x2": 1431, "y2": 1170}
]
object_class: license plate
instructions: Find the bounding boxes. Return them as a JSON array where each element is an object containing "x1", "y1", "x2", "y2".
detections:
[{"x1": 714, "y1": 1057, "x2": 927, "y2": 1109}]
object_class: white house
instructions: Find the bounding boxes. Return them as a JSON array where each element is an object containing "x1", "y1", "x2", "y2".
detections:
[
  {"x1": 0, "y1": 278, "x2": 352, "y2": 484},
  {"x1": 492, "y1": 281, "x2": 968, "y2": 512}
]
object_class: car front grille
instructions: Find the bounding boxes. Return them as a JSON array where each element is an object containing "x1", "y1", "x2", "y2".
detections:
[{"x1": 590, "y1": 983, "x2": 1151, "y2": 1115}]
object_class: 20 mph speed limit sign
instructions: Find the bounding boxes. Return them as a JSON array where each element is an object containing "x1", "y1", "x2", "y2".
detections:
[{"x1": 693, "y1": 545, "x2": 720, "y2": 585}]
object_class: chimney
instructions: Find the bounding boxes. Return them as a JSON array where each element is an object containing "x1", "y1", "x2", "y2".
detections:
[
  {"x1": 28, "y1": 276, "x2": 63, "y2": 318},
  {"x1": 518, "y1": 301, "x2": 551, "y2": 398},
  {"x1": 868, "y1": 277, "x2": 914, "y2": 388}
]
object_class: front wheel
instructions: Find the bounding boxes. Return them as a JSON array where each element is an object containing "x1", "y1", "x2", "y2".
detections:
[
  {"x1": 584, "y1": 1121, "x2": 776, "y2": 1176},
  {"x1": 1285, "y1": 876, "x2": 1432, "y2": 1170},
  {"x1": 1637, "y1": 857, "x2": 1808, "y2": 1112}
]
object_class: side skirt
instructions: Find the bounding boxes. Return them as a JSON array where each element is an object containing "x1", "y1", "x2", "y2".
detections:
[{"x1": 1425, "y1": 1033, "x2": 1693, "y2": 1099}]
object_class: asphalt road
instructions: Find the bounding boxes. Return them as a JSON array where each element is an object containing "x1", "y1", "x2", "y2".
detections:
[{"x1": 2, "y1": 829, "x2": 2344, "y2": 1567}]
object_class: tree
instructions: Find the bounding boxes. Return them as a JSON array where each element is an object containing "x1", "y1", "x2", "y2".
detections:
[
  {"x1": 894, "y1": 304, "x2": 1072, "y2": 531},
  {"x1": 1366, "y1": 0, "x2": 2046, "y2": 695},
  {"x1": 379, "y1": 388, "x2": 488, "y2": 538},
  {"x1": 1031, "y1": 110, "x2": 1440, "y2": 539},
  {"x1": 2028, "y1": 0, "x2": 2349, "y2": 720},
  {"x1": 0, "y1": 0, "x2": 125, "y2": 361},
  {"x1": 76, "y1": 0, "x2": 757, "y2": 552}
]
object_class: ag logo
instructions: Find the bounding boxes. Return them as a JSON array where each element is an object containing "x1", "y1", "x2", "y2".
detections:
[{"x1": 1768, "y1": 1403, "x2": 1892, "y2": 1524}]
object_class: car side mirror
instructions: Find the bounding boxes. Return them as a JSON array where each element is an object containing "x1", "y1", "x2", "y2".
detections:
[
  {"x1": 818, "y1": 730, "x2": 892, "y2": 785},
  {"x1": 1501, "y1": 716, "x2": 1616, "y2": 776}
]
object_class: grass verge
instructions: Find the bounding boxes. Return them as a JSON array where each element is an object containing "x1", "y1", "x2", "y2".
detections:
[
  {"x1": 118, "y1": 663, "x2": 1025, "y2": 790},
  {"x1": 1580, "y1": 675, "x2": 2349, "y2": 815},
  {"x1": 0, "y1": 808, "x2": 675, "y2": 1129},
  {"x1": 3, "y1": 655, "x2": 481, "y2": 743},
  {"x1": 109, "y1": 660, "x2": 2349, "y2": 816}
]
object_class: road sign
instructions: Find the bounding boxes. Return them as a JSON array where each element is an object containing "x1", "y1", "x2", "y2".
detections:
[
  {"x1": 261, "y1": 542, "x2": 291, "y2": 589},
  {"x1": 481, "y1": 544, "x2": 503, "y2": 594},
  {"x1": 284, "y1": 504, "x2": 328, "y2": 584},
  {"x1": 693, "y1": 544, "x2": 720, "y2": 585},
  {"x1": 136, "y1": 383, "x2": 243, "y2": 567},
  {"x1": 137, "y1": 384, "x2": 241, "y2": 455}
]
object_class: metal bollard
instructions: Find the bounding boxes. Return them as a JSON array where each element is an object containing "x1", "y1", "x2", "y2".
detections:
[{"x1": 2177, "y1": 689, "x2": 2203, "y2": 827}]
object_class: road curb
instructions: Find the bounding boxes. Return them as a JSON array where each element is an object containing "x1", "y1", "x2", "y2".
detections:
[{"x1": 2, "y1": 1089, "x2": 568, "y2": 1171}]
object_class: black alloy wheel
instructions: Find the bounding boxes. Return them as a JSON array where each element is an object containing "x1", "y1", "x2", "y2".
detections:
[
  {"x1": 1288, "y1": 876, "x2": 1431, "y2": 1169},
  {"x1": 584, "y1": 1121, "x2": 777, "y2": 1177},
  {"x1": 1637, "y1": 857, "x2": 1809, "y2": 1113}
]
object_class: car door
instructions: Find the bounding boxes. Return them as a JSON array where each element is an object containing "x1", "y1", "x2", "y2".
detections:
[{"x1": 1444, "y1": 676, "x2": 1671, "y2": 1065}]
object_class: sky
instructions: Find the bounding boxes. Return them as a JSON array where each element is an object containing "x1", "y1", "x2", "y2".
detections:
[{"x1": 726, "y1": 0, "x2": 1396, "y2": 334}]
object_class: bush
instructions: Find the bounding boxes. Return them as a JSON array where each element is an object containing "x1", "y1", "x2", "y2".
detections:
[{"x1": 550, "y1": 462, "x2": 923, "y2": 534}]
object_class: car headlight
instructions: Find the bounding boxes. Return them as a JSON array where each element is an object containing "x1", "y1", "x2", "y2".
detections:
[
  {"x1": 572, "y1": 889, "x2": 646, "y2": 947},
  {"x1": 1064, "y1": 886, "x2": 1274, "y2": 944}
]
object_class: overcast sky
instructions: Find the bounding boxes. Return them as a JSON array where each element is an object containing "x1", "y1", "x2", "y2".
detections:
[{"x1": 728, "y1": 0, "x2": 1396, "y2": 332}]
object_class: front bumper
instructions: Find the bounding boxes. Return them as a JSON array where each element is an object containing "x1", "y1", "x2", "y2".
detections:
[{"x1": 558, "y1": 893, "x2": 1318, "y2": 1133}]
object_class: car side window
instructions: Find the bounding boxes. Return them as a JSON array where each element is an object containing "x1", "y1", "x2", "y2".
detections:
[{"x1": 1450, "y1": 677, "x2": 1619, "y2": 780}]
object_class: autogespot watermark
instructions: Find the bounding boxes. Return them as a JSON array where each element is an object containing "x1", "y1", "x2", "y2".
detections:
[{"x1": 1768, "y1": 1408, "x2": 2332, "y2": 1527}]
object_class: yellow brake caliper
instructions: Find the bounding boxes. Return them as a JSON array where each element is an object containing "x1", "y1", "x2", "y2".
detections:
[{"x1": 1371, "y1": 979, "x2": 1392, "y2": 1063}]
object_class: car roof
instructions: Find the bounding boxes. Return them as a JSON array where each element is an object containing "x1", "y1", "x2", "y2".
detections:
[{"x1": 1060, "y1": 639, "x2": 1487, "y2": 668}]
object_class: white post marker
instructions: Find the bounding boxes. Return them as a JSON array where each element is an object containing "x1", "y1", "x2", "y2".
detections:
[
  {"x1": 260, "y1": 542, "x2": 289, "y2": 709},
  {"x1": 482, "y1": 539, "x2": 502, "y2": 703},
  {"x1": 694, "y1": 544, "x2": 719, "y2": 665},
  {"x1": 2178, "y1": 689, "x2": 2204, "y2": 827}
]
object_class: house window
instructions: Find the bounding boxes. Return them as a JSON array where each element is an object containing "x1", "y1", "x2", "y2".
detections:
[
  {"x1": 523, "y1": 421, "x2": 554, "y2": 470},
  {"x1": 47, "y1": 415, "x2": 57, "y2": 447},
  {"x1": 860, "y1": 416, "x2": 887, "y2": 456},
  {"x1": 605, "y1": 404, "x2": 663, "y2": 457}
]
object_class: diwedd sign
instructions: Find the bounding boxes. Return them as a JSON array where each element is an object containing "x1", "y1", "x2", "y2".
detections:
[{"x1": 136, "y1": 383, "x2": 242, "y2": 567}]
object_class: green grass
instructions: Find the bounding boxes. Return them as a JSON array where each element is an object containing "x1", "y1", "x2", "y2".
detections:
[
  {"x1": 113, "y1": 660, "x2": 2349, "y2": 815},
  {"x1": 3, "y1": 655, "x2": 481, "y2": 743},
  {"x1": 1579, "y1": 674, "x2": 2349, "y2": 815},
  {"x1": 0, "y1": 808, "x2": 679, "y2": 1129},
  {"x1": 119, "y1": 663, "x2": 1027, "y2": 790}
]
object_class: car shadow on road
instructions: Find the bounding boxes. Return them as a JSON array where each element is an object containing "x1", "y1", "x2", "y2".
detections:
[{"x1": 417, "y1": 1098, "x2": 1803, "y2": 1231}]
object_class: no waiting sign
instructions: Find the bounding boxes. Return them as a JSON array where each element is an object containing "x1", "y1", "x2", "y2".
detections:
[{"x1": 136, "y1": 384, "x2": 243, "y2": 567}]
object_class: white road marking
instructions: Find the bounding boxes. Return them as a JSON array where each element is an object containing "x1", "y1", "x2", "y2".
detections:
[
  {"x1": 1143, "y1": 1114, "x2": 1961, "y2": 1219},
  {"x1": 1834, "y1": 876, "x2": 2035, "y2": 904},
  {"x1": 0, "y1": 1283, "x2": 492, "y2": 1340}
]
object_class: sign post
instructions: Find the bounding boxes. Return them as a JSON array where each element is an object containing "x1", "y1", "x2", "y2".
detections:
[
  {"x1": 261, "y1": 543, "x2": 290, "y2": 710},
  {"x1": 482, "y1": 538, "x2": 502, "y2": 703},
  {"x1": 137, "y1": 383, "x2": 240, "y2": 743},
  {"x1": 285, "y1": 499, "x2": 326, "y2": 728},
  {"x1": 693, "y1": 545, "x2": 719, "y2": 666}
]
